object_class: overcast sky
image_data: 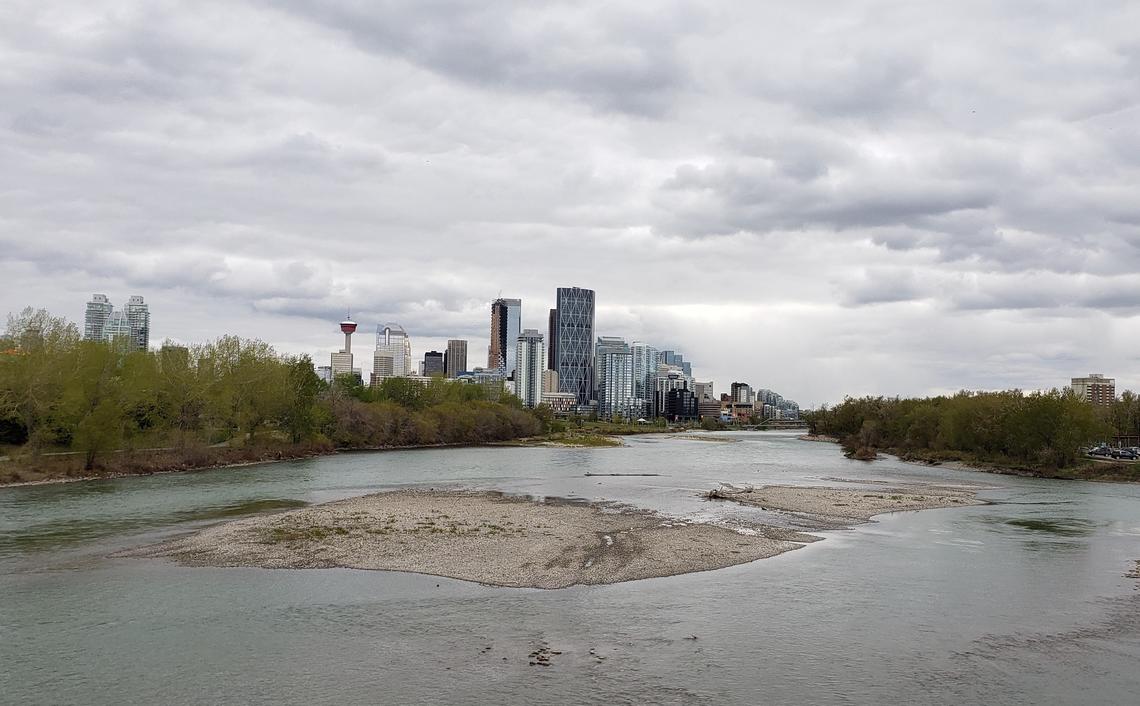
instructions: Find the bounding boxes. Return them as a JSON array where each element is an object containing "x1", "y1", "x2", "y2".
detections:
[{"x1": 3, "y1": 1, "x2": 1139, "y2": 406}]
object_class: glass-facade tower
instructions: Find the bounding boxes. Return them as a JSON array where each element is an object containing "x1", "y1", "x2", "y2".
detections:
[{"x1": 554, "y1": 287, "x2": 595, "y2": 405}]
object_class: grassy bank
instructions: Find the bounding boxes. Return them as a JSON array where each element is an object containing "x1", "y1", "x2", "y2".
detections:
[
  {"x1": 495, "y1": 432, "x2": 624, "y2": 448},
  {"x1": 802, "y1": 434, "x2": 1140, "y2": 483},
  {"x1": 892, "y1": 447, "x2": 1140, "y2": 482},
  {"x1": 804, "y1": 391, "x2": 1140, "y2": 482},
  {"x1": 0, "y1": 440, "x2": 336, "y2": 486},
  {"x1": 497, "y1": 420, "x2": 686, "y2": 448}
]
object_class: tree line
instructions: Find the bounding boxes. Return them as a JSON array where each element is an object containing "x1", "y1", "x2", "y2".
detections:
[
  {"x1": 803, "y1": 389, "x2": 1134, "y2": 470},
  {"x1": 0, "y1": 308, "x2": 540, "y2": 471}
]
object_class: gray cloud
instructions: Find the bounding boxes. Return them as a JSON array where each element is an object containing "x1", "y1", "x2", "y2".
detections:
[
  {"x1": 263, "y1": 0, "x2": 701, "y2": 116},
  {"x1": 3, "y1": 0, "x2": 1140, "y2": 405}
]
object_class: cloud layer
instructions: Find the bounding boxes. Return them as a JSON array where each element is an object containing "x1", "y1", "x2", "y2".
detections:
[{"x1": 3, "y1": 0, "x2": 1140, "y2": 405}]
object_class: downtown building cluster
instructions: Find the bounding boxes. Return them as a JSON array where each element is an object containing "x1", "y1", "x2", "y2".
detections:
[{"x1": 321, "y1": 286, "x2": 797, "y2": 424}]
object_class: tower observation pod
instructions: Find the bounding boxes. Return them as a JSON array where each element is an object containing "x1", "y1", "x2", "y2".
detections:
[{"x1": 340, "y1": 318, "x2": 357, "y2": 354}]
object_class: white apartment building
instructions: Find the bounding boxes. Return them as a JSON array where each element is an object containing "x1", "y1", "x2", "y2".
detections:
[{"x1": 515, "y1": 329, "x2": 545, "y2": 408}]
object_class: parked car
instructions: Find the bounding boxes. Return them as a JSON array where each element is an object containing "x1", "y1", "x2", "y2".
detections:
[
  {"x1": 1088, "y1": 446, "x2": 1112, "y2": 457},
  {"x1": 1112, "y1": 448, "x2": 1138, "y2": 460}
]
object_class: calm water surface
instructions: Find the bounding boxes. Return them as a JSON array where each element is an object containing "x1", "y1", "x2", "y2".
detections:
[{"x1": 2, "y1": 432, "x2": 1138, "y2": 705}]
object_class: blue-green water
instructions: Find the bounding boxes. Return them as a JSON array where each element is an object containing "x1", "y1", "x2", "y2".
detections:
[{"x1": 2, "y1": 432, "x2": 1138, "y2": 704}]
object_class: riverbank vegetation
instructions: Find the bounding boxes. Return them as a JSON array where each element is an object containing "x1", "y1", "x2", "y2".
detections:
[
  {"x1": 804, "y1": 390, "x2": 1140, "y2": 480},
  {"x1": 0, "y1": 308, "x2": 539, "y2": 484}
]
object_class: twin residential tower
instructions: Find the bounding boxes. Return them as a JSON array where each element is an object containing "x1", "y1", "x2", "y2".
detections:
[{"x1": 83, "y1": 294, "x2": 150, "y2": 352}]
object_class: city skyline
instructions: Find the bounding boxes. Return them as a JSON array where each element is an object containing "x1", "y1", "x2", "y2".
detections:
[
  {"x1": 4, "y1": 2, "x2": 1139, "y2": 407},
  {"x1": 42, "y1": 286, "x2": 1138, "y2": 411}
]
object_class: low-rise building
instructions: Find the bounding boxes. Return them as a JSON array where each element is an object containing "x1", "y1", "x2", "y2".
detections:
[
  {"x1": 663, "y1": 388, "x2": 698, "y2": 421},
  {"x1": 541, "y1": 391, "x2": 578, "y2": 417},
  {"x1": 697, "y1": 400, "x2": 721, "y2": 420}
]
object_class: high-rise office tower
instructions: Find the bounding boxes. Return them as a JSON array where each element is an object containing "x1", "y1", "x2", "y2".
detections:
[
  {"x1": 515, "y1": 329, "x2": 545, "y2": 408},
  {"x1": 331, "y1": 316, "x2": 357, "y2": 378},
  {"x1": 376, "y1": 324, "x2": 412, "y2": 377},
  {"x1": 444, "y1": 339, "x2": 468, "y2": 378},
  {"x1": 84, "y1": 294, "x2": 113, "y2": 341},
  {"x1": 553, "y1": 287, "x2": 595, "y2": 405},
  {"x1": 596, "y1": 337, "x2": 633, "y2": 420},
  {"x1": 630, "y1": 342, "x2": 659, "y2": 419},
  {"x1": 124, "y1": 295, "x2": 150, "y2": 351},
  {"x1": 423, "y1": 351, "x2": 445, "y2": 377},
  {"x1": 547, "y1": 308, "x2": 558, "y2": 370},
  {"x1": 488, "y1": 298, "x2": 522, "y2": 377}
]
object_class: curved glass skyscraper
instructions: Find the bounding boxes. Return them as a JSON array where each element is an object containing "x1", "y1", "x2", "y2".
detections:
[
  {"x1": 553, "y1": 287, "x2": 595, "y2": 405},
  {"x1": 375, "y1": 324, "x2": 412, "y2": 377}
]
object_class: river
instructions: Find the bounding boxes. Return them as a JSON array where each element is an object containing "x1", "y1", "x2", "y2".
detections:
[{"x1": 2, "y1": 431, "x2": 1138, "y2": 705}]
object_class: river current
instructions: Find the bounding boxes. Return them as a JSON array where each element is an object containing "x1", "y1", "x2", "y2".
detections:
[{"x1": 2, "y1": 431, "x2": 1138, "y2": 705}]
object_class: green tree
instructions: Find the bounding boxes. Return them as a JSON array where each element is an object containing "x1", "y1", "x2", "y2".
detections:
[
  {"x1": 283, "y1": 355, "x2": 321, "y2": 442},
  {"x1": 0, "y1": 308, "x2": 79, "y2": 451}
]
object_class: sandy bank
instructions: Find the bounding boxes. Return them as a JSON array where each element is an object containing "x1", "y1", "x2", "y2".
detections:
[
  {"x1": 798, "y1": 434, "x2": 840, "y2": 443},
  {"x1": 673, "y1": 434, "x2": 741, "y2": 443},
  {"x1": 494, "y1": 435, "x2": 625, "y2": 448},
  {"x1": 120, "y1": 490, "x2": 803, "y2": 589},
  {"x1": 707, "y1": 483, "x2": 982, "y2": 523}
]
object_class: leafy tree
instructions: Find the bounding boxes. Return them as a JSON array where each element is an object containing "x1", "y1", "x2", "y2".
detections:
[{"x1": 0, "y1": 308, "x2": 80, "y2": 451}]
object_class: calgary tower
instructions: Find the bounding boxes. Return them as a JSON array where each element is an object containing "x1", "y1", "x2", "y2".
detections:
[
  {"x1": 330, "y1": 313, "x2": 358, "y2": 379},
  {"x1": 340, "y1": 315, "x2": 358, "y2": 355}
]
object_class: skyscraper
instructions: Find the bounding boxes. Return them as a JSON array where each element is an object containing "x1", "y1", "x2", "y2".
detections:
[
  {"x1": 423, "y1": 351, "x2": 445, "y2": 377},
  {"x1": 445, "y1": 339, "x2": 468, "y2": 378},
  {"x1": 554, "y1": 287, "x2": 595, "y2": 405},
  {"x1": 630, "y1": 342, "x2": 659, "y2": 419},
  {"x1": 84, "y1": 294, "x2": 113, "y2": 341},
  {"x1": 375, "y1": 324, "x2": 412, "y2": 377},
  {"x1": 488, "y1": 298, "x2": 522, "y2": 377},
  {"x1": 596, "y1": 337, "x2": 633, "y2": 420},
  {"x1": 124, "y1": 295, "x2": 150, "y2": 351},
  {"x1": 515, "y1": 329, "x2": 545, "y2": 408}
]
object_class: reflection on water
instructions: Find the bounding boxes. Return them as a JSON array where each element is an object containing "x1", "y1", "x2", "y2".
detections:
[
  {"x1": 0, "y1": 498, "x2": 308, "y2": 553},
  {"x1": 1, "y1": 431, "x2": 1139, "y2": 705},
  {"x1": 1004, "y1": 517, "x2": 1098, "y2": 536}
]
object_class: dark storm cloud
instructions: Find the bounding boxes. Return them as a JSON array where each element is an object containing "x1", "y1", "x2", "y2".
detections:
[{"x1": 3, "y1": 0, "x2": 1140, "y2": 403}]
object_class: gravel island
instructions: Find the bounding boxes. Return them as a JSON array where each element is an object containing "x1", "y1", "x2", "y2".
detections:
[
  {"x1": 121, "y1": 484, "x2": 980, "y2": 588},
  {"x1": 122, "y1": 489, "x2": 805, "y2": 589},
  {"x1": 708, "y1": 483, "x2": 982, "y2": 522}
]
